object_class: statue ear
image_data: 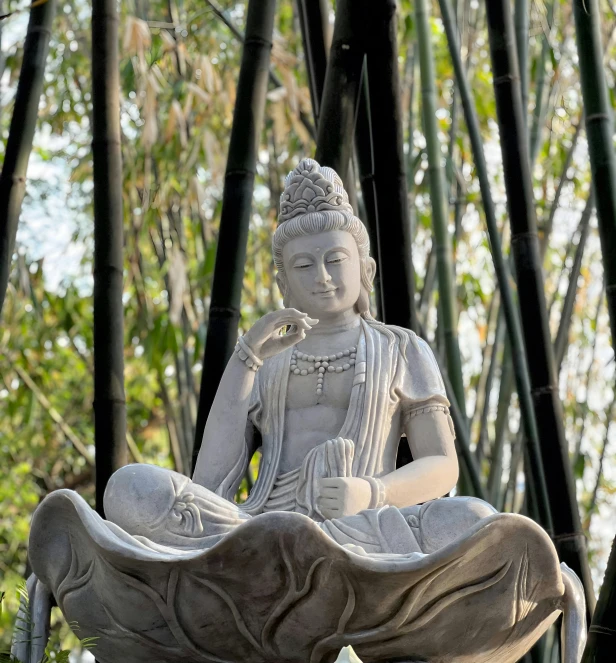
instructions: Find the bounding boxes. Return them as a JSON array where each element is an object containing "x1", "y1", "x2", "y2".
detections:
[
  {"x1": 275, "y1": 273, "x2": 286, "y2": 296},
  {"x1": 276, "y1": 273, "x2": 293, "y2": 308},
  {"x1": 365, "y1": 257, "x2": 376, "y2": 287},
  {"x1": 356, "y1": 257, "x2": 377, "y2": 318}
]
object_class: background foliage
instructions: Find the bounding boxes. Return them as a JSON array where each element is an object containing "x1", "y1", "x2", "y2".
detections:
[{"x1": 1, "y1": 0, "x2": 614, "y2": 652}]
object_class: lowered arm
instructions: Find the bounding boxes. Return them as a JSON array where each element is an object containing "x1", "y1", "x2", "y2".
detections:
[{"x1": 380, "y1": 401, "x2": 459, "y2": 508}]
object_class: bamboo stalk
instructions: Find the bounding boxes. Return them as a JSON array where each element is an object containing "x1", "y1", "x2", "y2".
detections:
[
  {"x1": 574, "y1": 291, "x2": 603, "y2": 467},
  {"x1": 553, "y1": 195, "x2": 593, "y2": 372},
  {"x1": 528, "y1": 38, "x2": 550, "y2": 167},
  {"x1": 541, "y1": 118, "x2": 583, "y2": 257},
  {"x1": 0, "y1": 0, "x2": 4, "y2": 126},
  {"x1": 416, "y1": 0, "x2": 464, "y2": 410},
  {"x1": 204, "y1": 0, "x2": 315, "y2": 140},
  {"x1": 475, "y1": 304, "x2": 505, "y2": 464},
  {"x1": 92, "y1": 0, "x2": 127, "y2": 514},
  {"x1": 470, "y1": 291, "x2": 498, "y2": 431},
  {"x1": 427, "y1": 334, "x2": 488, "y2": 502},
  {"x1": 485, "y1": 0, "x2": 594, "y2": 611},
  {"x1": 296, "y1": 0, "x2": 359, "y2": 217},
  {"x1": 365, "y1": 0, "x2": 417, "y2": 332},
  {"x1": 585, "y1": 399, "x2": 614, "y2": 531},
  {"x1": 0, "y1": 0, "x2": 56, "y2": 318},
  {"x1": 547, "y1": 216, "x2": 582, "y2": 319},
  {"x1": 487, "y1": 344, "x2": 514, "y2": 504},
  {"x1": 314, "y1": 0, "x2": 366, "y2": 183},
  {"x1": 405, "y1": 47, "x2": 418, "y2": 241},
  {"x1": 406, "y1": 48, "x2": 417, "y2": 192},
  {"x1": 573, "y1": 0, "x2": 616, "y2": 360},
  {"x1": 297, "y1": 0, "x2": 330, "y2": 125},
  {"x1": 192, "y1": 0, "x2": 276, "y2": 470},
  {"x1": 418, "y1": 246, "x2": 437, "y2": 325},
  {"x1": 514, "y1": 0, "x2": 529, "y2": 125},
  {"x1": 353, "y1": 70, "x2": 383, "y2": 317},
  {"x1": 439, "y1": 0, "x2": 553, "y2": 531},
  {"x1": 582, "y1": 534, "x2": 616, "y2": 662}
]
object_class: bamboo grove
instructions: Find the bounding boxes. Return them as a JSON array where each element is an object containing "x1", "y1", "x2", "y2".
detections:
[{"x1": 0, "y1": 0, "x2": 615, "y2": 659}]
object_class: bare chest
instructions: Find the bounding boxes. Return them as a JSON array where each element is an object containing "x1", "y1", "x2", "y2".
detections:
[{"x1": 285, "y1": 367, "x2": 355, "y2": 410}]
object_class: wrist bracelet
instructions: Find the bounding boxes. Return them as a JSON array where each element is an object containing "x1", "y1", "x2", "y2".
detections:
[
  {"x1": 235, "y1": 336, "x2": 263, "y2": 371},
  {"x1": 365, "y1": 476, "x2": 386, "y2": 509}
]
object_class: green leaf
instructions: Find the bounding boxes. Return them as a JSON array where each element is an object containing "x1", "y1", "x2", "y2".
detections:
[{"x1": 574, "y1": 453, "x2": 586, "y2": 480}]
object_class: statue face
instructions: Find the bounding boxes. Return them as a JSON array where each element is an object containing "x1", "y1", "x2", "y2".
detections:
[{"x1": 281, "y1": 229, "x2": 362, "y2": 318}]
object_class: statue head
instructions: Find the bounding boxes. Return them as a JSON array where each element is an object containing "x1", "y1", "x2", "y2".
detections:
[{"x1": 272, "y1": 159, "x2": 376, "y2": 319}]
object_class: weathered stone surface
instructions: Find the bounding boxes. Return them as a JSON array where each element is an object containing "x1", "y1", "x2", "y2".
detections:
[{"x1": 30, "y1": 486, "x2": 571, "y2": 663}]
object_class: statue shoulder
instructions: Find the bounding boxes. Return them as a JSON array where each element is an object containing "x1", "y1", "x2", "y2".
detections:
[
  {"x1": 369, "y1": 321, "x2": 446, "y2": 401},
  {"x1": 370, "y1": 321, "x2": 433, "y2": 363}
]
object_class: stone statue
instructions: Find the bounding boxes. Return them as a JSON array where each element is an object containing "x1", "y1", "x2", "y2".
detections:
[{"x1": 22, "y1": 160, "x2": 586, "y2": 663}]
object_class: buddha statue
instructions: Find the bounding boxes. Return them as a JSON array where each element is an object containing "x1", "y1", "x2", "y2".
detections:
[{"x1": 23, "y1": 159, "x2": 586, "y2": 663}]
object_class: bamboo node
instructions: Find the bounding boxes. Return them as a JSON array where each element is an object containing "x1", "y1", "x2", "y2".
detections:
[
  {"x1": 209, "y1": 305, "x2": 240, "y2": 319},
  {"x1": 530, "y1": 385, "x2": 556, "y2": 397},
  {"x1": 493, "y1": 73, "x2": 519, "y2": 85},
  {"x1": 244, "y1": 36, "x2": 273, "y2": 49},
  {"x1": 551, "y1": 532, "x2": 584, "y2": 543},
  {"x1": 589, "y1": 625, "x2": 616, "y2": 636},
  {"x1": 510, "y1": 231, "x2": 539, "y2": 243},
  {"x1": 225, "y1": 169, "x2": 256, "y2": 178},
  {"x1": 585, "y1": 112, "x2": 611, "y2": 123}
]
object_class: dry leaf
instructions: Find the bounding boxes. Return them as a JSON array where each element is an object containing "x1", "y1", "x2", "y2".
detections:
[
  {"x1": 123, "y1": 16, "x2": 151, "y2": 74},
  {"x1": 198, "y1": 55, "x2": 217, "y2": 93},
  {"x1": 165, "y1": 99, "x2": 187, "y2": 147},
  {"x1": 142, "y1": 72, "x2": 161, "y2": 148},
  {"x1": 271, "y1": 101, "x2": 288, "y2": 147},
  {"x1": 160, "y1": 30, "x2": 177, "y2": 53},
  {"x1": 187, "y1": 81, "x2": 210, "y2": 105},
  {"x1": 167, "y1": 246, "x2": 187, "y2": 326},
  {"x1": 281, "y1": 68, "x2": 298, "y2": 115}
]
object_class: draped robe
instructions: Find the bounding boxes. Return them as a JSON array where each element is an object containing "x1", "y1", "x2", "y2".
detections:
[{"x1": 214, "y1": 318, "x2": 451, "y2": 520}]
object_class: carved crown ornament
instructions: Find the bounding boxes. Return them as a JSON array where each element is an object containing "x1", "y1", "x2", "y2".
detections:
[{"x1": 278, "y1": 158, "x2": 354, "y2": 224}]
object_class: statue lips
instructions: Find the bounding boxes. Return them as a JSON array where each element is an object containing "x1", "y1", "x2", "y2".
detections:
[{"x1": 313, "y1": 288, "x2": 337, "y2": 298}]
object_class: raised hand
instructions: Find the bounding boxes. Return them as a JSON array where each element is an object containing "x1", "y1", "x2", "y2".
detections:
[{"x1": 243, "y1": 308, "x2": 319, "y2": 361}]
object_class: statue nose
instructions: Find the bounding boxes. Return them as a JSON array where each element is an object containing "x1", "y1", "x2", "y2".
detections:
[{"x1": 315, "y1": 263, "x2": 332, "y2": 284}]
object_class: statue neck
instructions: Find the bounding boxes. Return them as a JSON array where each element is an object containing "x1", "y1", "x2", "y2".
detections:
[{"x1": 305, "y1": 310, "x2": 361, "y2": 337}]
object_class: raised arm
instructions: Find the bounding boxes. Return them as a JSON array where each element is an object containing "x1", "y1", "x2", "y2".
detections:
[{"x1": 192, "y1": 309, "x2": 317, "y2": 492}]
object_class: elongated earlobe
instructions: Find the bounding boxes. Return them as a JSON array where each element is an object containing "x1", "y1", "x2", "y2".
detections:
[{"x1": 354, "y1": 287, "x2": 372, "y2": 318}]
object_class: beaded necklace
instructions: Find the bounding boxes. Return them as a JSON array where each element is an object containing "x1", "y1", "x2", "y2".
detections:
[{"x1": 290, "y1": 345, "x2": 357, "y2": 396}]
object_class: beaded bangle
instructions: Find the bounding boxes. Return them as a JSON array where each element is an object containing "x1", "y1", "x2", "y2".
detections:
[
  {"x1": 365, "y1": 476, "x2": 386, "y2": 509},
  {"x1": 235, "y1": 336, "x2": 263, "y2": 371}
]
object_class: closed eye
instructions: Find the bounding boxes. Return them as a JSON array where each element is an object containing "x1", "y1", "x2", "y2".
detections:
[
  {"x1": 327, "y1": 254, "x2": 348, "y2": 264},
  {"x1": 294, "y1": 262, "x2": 313, "y2": 269}
]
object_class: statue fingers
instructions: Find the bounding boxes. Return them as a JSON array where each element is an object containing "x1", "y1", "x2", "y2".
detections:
[
  {"x1": 319, "y1": 486, "x2": 341, "y2": 500},
  {"x1": 271, "y1": 331, "x2": 306, "y2": 351},
  {"x1": 279, "y1": 308, "x2": 319, "y2": 327},
  {"x1": 320, "y1": 477, "x2": 343, "y2": 489},
  {"x1": 260, "y1": 326, "x2": 307, "y2": 356},
  {"x1": 318, "y1": 496, "x2": 341, "y2": 509},
  {"x1": 318, "y1": 500, "x2": 342, "y2": 521},
  {"x1": 268, "y1": 308, "x2": 317, "y2": 330}
]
